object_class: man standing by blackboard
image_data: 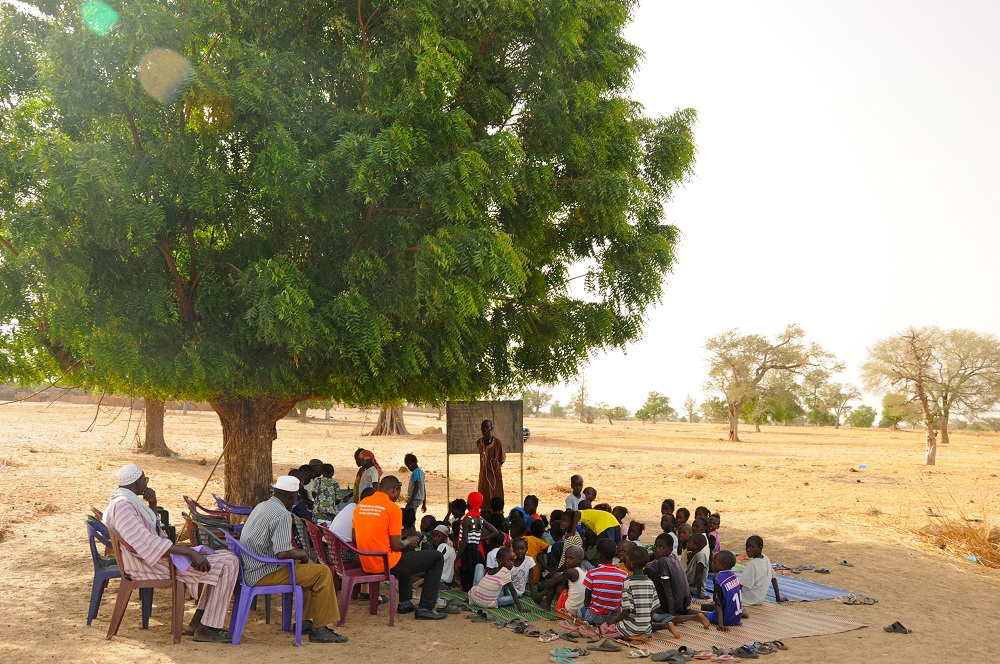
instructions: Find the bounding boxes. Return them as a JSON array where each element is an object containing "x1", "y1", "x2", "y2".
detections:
[{"x1": 476, "y1": 419, "x2": 506, "y2": 503}]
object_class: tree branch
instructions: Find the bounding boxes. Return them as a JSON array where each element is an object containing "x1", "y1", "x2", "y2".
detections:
[
  {"x1": 124, "y1": 111, "x2": 145, "y2": 155},
  {"x1": 0, "y1": 233, "x2": 18, "y2": 258}
]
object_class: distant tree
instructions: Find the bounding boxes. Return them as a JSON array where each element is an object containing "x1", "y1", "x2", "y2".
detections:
[
  {"x1": 139, "y1": 398, "x2": 173, "y2": 457},
  {"x1": 863, "y1": 328, "x2": 942, "y2": 464},
  {"x1": 879, "y1": 393, "x2": 915, "y2": 431},
  {"x1": 548, "y1": 401, "x2": 566, "y2": 419},
  {"x1": 635, "y1": 391, "x2": 674, "y2": 423},
  {"x1": 700, "y1": 397, "x2": 728, "y2": 422},
  {"x1": 521, "y1": 384, "x2": 554, "y2": 417},
  {"x1": 572, "y1": 380, "x2": 592, "y2": 424},
  {"x1": 821, "y1": 383, "x2": 861, "y2": 429},
  {"x1": 604, "y1": 405, "x2": 630, "y2": 424},
  {"x1": 705, "y1": 325, "x2": 840, "y2": 442},
  {"x1": 922, "y1": 329, "x2": 1000, "y2": 445},
  {"x1": 739, "y1": 394, "x2": 769, "y2": 432},
  {"x1": 683, "y1": 394, "x2": 698, "y2": 423},
  {"x1": 849, "y1": 404, "x2": 877, "y2": 428},
  {"x1": 294, "y1": 399, "x2": 333, "y2": 423},
  {"x1": 762, "y1": 373, "x2": 804, "y2": 425},
  {"x1": 369, "y1": 404, "x2": 409, "y2": 436}
]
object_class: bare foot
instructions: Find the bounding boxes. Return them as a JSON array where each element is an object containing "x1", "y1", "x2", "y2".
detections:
[
  {"x1": 667, "y1": 621, "x2": 681, "y2": 639},
  {"x1": 697, "y1": 613, "x2": 711, "y2": 629}
]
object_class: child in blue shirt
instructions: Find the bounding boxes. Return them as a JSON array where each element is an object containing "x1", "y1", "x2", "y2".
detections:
[{"x1": 702, "y1": 550, "x2": 742, "y2": 629}]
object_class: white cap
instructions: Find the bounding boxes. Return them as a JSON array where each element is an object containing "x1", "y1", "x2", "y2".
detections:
[
  {"x1": 116, "y1": 464, "x2": 144, "y2": 486},
  {"x1": 272, "y1": 476, "x2": 300, "y2": 492}
]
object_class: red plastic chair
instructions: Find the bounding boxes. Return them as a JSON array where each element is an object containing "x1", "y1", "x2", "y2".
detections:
[
  {"x1": 184, "y1": 496, "x2": 232, "y2": 522},
  {"x1": 327, "y1": 533, "x2": 397, "y2": 627},
  {"x1": 105, "y1": 526, "x2": 185, "y2": 644}
]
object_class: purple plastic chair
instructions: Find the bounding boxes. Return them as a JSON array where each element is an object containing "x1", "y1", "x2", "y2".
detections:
[
  {"x1": 328, "y1": 533, "x2": 397, "y2": 627},
  {"x1": 224, "y1": 531, "x2": 304, "y2": 646},
  {"x1": 212, "y1": 493, "x2": 253, "y2": 516},
  {"x1": 86, "y1": 519, "x2": 154, "y2": 627}
]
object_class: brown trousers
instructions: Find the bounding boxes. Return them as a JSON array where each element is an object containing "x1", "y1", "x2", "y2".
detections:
[{"x1": 257, "y1": 561, "x2": 340, "y2": 628}]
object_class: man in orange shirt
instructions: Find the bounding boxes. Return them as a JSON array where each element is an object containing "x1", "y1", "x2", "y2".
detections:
[{"x1": 353, "y1": 476, "x2": 448, "y2": 620}]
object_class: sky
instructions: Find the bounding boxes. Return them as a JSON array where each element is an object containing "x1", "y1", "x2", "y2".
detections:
[{"x1": 549, "y1": 0, "x2": 1000, "y2": 414}]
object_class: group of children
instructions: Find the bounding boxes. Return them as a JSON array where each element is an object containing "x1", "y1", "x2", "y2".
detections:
[{"x1": 400, "y1": 471, "x2": 786, "y2": 641}]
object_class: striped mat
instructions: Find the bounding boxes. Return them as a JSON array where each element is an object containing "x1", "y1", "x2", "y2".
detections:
[
  {"x1": 439, "y1": 589, "x2": 563, "y2": 622},
  {"x1": 557, "y1": 603, "x2": 868, "y2": 653},
  {"x1": 706, "y1": 573, "x2": 854, "y2": 602}
]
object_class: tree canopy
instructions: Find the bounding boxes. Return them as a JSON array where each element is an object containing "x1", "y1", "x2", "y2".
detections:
[{"x1": 0, "y1": 0, "x2": 697, "y2": 502}]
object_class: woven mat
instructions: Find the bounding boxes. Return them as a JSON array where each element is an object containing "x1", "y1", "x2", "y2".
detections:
[
  {"x1": 439, "y1": 589, "x2": 562, "y2": 622},
  {"x1": 706, "y1": 572, "x2": 855, "y2": 603},
  {"x1": 559, "y1": 602, "x2": 868, "y2": 653}
]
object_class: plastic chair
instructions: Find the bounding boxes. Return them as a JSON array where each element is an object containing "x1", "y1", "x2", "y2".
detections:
[
  {"x1": 212, "y1": 493, "x2": 253, "y2": 516},
  {"x1": 184, "y1": 495, "x2": 232, "y2": 522},
  {"x1": 328, "y1": 533, "x2": 397, "y2": 627},
  {"x1": 86, "y1": 518, "x2": 155, "y2": 627},
  {"x1": 187, "y1": 508, "x2": 243, "y2": 536},
  {"x1": 224, "y1": 532, "x2": 303, "y2": 646},
  {"x1": 105, "y1": 525, "x2": 184, "y2": 644}
]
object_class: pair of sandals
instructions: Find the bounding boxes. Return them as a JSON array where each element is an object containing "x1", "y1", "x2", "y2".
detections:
[
  {"x1": 550, "y1": 646, "x2": 589, "y2": 662},
  {"x1": 842, "y1": 595, "x2": 878, "y2": 605}
]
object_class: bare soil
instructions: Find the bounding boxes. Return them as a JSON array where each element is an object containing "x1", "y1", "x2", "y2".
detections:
[{"x1": 1, "y1": 402, "x2": 997, "y2": 662}]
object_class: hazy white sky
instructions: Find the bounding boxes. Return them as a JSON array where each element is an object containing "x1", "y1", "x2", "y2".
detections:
[{"x1": 552, "y1": 0, "x2": 1000, "y2": 414}]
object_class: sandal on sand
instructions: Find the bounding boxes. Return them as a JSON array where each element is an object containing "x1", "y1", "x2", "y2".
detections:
[
  {"x1": 731, "y1": 645, "x2": 759, "y2": 659},
  {"x1": 560, "y1": 630, "x2": 583, "y2": 642},
  {"x1": 815, "y1": 567, "x2": 830, "y2": 574},
  {"x1": 523, "y1": 626, "x2": 542, "y2": 637},
  {"x1": 884, "y1": 621, "x2": 912, "y2": 634},
  {"x1": 770, "y1": 640, "x2": 788, "y2": 650},
  {"x1": 711, "y1": 646, "x2": 727, "y2": 656},
  {"x1": 550, "y1": 647, "x2": 588, "y2": 658},
  {"x1": 711, "y1": 656, "x2": 735, "y2": 663},
  {"x1": 840, "y1": 560, "x2": 855, "y2": 567},
  {"x1": 551, "y1": 658, "x2": 577, "y2": 664},
  {"x1": 591, "y1": 639, "x2": 622, "y2": 652},
  {"x1": 753, "y1": 641, "x2": 775, "y2": 654},
  {"x1": 863, "y1": 597, "x2": 878, "y2": 605},
  {"x1": 538, "y1": 630, "x2": 561, "y2": 643},
  {"x1": 627, "y1": 650, "x2": 650, "y2": 659},
  {"x1": 693, "y1": 653, "x2": 714, "y2": 661}
]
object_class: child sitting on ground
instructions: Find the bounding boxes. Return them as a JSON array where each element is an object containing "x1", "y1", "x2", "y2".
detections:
[
  {"x1": 583, "y1": 486, "x2": 598, "y2": 503},
  {"x1": 418, "y1": 514, "x2": 437, "y2": 551},
  {"x1": 692, "y1": 517, "x2": 715, "y2": 556},
  {"x1": 559, "y1": 510, "x2": 585, "y2": 569},
  {"x1": 579, "y1": 539, "x2": 628, "y2": 625},
  {"x1": 616, "y1": 540, "x2": 634, "y2": 573},
  {"x1": 534, "y1": 545, "x2": 586, "y2": 613},
  {"x1": 686, "y1": 533, "x2": 710, "y2": 599},
  {"x1": 312, "y1": 463, "x2": 341, "y2": 525},
  {"x1": 433, "y1": 524, "x2": 457, "y2": 589},
  {"x1": 626, "y1": 521, "x2": 645, "y2": 546},
  {"x1": 676, "y1": 523, "x2": 692, "y2": 557},
  {"x1": 709, "y1": 514, "x2": 722, "y2": 556},
  {"x1": 468, "y1": 547, "x2": 524, "y2": 611},
  {"x1": 646, "y1": 534, "x2": 711, "y2": 632},
  {"x1": 661, "y1": 498, "x2": 675, "y2": 517},
  {"x1": 505, "y1": 537, "x2": 535, "y2": 602},
  {"x1": 694, "y1": 505, "x2": 710, "y2": 521},
  {"x1": 675, "y1": 507, "x2": 691, "y2": 526},
  {"x1": 524, "y1": 519, "x2": 550, "y2": 584},
  {"x1": 612, "y1": 505, "x2": 629, "y2": 523},
  {"x1": 601, "y1": 546, "x2": 682, "y2": 640},
  {"x1": 740, "y1": 535, "x2": 784, "y2": 606},
  {"x1": 456, "y1": 492, "x2": 500, "y2": 591},
  {"x1": 701, "y1": 550, "x2": 742, "y2": 629}
]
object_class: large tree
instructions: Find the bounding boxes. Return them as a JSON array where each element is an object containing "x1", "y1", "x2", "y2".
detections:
[
  {"x1": 0, "y1": 1, "x2": 697, "y2": 503},
  {"x1": 635, "y1": 391, "x2": 673, "y2": 422},
  {"x1": 705, "y1": 325, "x2": 839, "y2": 441},
  {"x1": 862, "y1": 328, "x2": 940, "y2": 464},
  {"x1": 820, "y1": 382, "x2": 861, "y2": 429},
  {"x1": 923, "y1": 329, "x2": 1000, "y2": 445}
]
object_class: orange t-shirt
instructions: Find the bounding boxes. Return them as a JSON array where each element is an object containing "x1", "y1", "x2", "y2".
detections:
[{"x1": 352, "y1": 491, "x2": 402, "y2": 573}]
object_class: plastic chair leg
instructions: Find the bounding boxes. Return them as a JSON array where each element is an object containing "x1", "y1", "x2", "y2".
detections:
[
  {"x1": 293, "y1": 589, "x2": 304, "y2": 647},
  {"x1": 139, "y1": 587, "x2": 153, "y2": 629},
  {"x1": 87, "y1": 577, "x2": 107, "y2": 625},
  {"x1": 387, "y1": 577, "x2": 397, "y2": 627},
  {"x1": 171, "y1": 581, "x2": 184, "y2": 644},
  {"x1": 106, "y1": 580, "x2": 134, "y2": 639},
  {"x1": 336, "y1": 579, "x2": 355, "y2": 627},
  {"x1": 281, "y1": 592, "x2": 292, "y2": 632},
  {"x1": 368, "y1": 581, "x2": 379, "y2": 615},
  {"x1": 230, "y1": 589, "x2": 253, "y2": 646},
  {"x1": 265, "y1": 594, "x2": 271, "y2": 624}
]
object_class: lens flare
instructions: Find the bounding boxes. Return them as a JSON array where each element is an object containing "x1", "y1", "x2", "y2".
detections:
[
  {"x1": 80, "y1": 1, "x2": 119, "y2": 37},
  {"x1": 138, "y1": 48, "x2": 194, "y2": 103}
]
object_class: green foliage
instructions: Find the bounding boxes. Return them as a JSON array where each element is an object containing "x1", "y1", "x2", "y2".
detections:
[
  {"x1": 635, "y1": 391, "x2": 673, "y2": 422},
  {"x1": 881, "y1": 393, "x2": 917, "y2": 428},
  {"x1": 0, "y1": 0, "x2": 697, "y2": 407},
  {"x1": 521, "y1": 384, "x2": 553, "y2": 417},
  {"x1": 849, "y1": 404, "x2": 877, "y2": 428},
  {"x1": 548, "y1": 400, "x2": 566, "y2": 419},
  {"x1": 603, "y1": 405, "x2": 630, "y2": 423},
  {"x1": 701, "y1": 397, "x2": 728, "y2": 421}
]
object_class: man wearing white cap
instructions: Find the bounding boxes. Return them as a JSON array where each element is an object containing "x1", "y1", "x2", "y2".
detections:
[
  {"x1": 103, "y1": 464, "x2": 239, "y2": 642},
  {"x1": 239, "y1": 475, "x2": 347, "y2": 644}
]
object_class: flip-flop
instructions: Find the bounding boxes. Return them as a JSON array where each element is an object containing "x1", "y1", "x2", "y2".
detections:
[
  {"x1": 815, "y1": 567, "x2": 830, "y2": 574},
  {"x1": 550, "y1": 647, "x2": 586, "y2": 658},
  {"x1": 731, "y1": 645, "x2": 759, "y2": 659},
  {"x1": 884, "y1": 621, "x2": 912, "y2": 634},
  {"x1": 650, "y1": 652, "x2": 678, "y2": 663},
  {"x1": 551, "y1": 658, "x2": 577, "y2": 664},
  {"x1": 840, "y1": 560, "x2": 855, "y2": 567},
  {"x1": 524, "y1": 627, "x2": 542, "y2": 637},
  {"x1": 770, "y1": 641, "x2": 787, "y2": 651},
  {"x1": 591, "y1": 639, "x2": 623, "y2": 652},
  {"x1": 711, "y1": 646, "x2": 727, "y2": 656},
  {"x1": 560, "y1": 630, "x2": 583, "y2": 642},
  {"x1": 693, "y1": 653, "x2": 714, "y2": 661},
  {"x1": 753, "y1": 641, "x2": 775, "y2": 654},
  {"x1": 710, "y1": 656, "x2": 735, "y2": 663},
  {"x1": 627, "y1": 651, "x2": 650, "y2": 659},
  {"x1": 863, "y1": 597, "x2": 879, "y2": 604}
]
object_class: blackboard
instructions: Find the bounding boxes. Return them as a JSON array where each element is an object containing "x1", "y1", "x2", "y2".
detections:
[{"x1": 446, "y1": 400, "x2": 523, "y2": 455}]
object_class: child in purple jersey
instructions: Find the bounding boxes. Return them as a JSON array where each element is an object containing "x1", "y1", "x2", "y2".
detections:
[{"x1": 701, "y1": 550, "x2": 742, "y2": 629}]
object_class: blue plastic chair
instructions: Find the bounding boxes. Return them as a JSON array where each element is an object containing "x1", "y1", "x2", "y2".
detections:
[
  {"x1": 86, "y1": 519, "x2": 153, "y2": 627},
  {"x1": 225, "y1": 531, "x2": 304, "y2": 646},
  {"x1": 212, "y1": 493, "x2": 253, "y2": 516}
]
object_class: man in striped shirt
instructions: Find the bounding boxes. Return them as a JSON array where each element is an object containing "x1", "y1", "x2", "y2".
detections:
[
  {"x1": 240, "y1": 475, "x2": 347, "y2": 644},
  {"x1": 579, "y1": 538, "x2": 627, "y2": 624},
  {"x1": 103, "y1": 464, "x2": 238, "y2": 642}
]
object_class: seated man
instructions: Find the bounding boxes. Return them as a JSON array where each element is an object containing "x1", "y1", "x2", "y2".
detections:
[
  {"x1": 239, "y1": 475, "x2": 347, "y2": 644},
  {"x1": 352, "y1": 476, "x2": 448, "y2": 620},
  {"x1": 103, "y1": 464, "x2": 237, "y2": 642}
]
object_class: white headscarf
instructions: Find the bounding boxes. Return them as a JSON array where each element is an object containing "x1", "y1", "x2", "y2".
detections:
[{"x1": 108, "y1": 464, "x2": 159, "y2": 532}]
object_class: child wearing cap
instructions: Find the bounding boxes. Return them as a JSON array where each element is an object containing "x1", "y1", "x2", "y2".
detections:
[{"x1": 433, "y1": 524, "x2": 457, "y2": 588}]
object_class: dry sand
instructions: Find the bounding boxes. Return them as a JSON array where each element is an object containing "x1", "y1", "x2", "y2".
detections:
[{"x1": 0, "y1": 402, "x2": 997, "y2": 662}]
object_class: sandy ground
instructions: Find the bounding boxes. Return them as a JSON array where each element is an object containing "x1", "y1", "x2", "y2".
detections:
[{"x1": 0, "y1": 402, "x2": 997, "y2": 662}]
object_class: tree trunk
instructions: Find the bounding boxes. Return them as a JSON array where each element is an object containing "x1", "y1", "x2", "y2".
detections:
[
  {"x1": 369, "y1": 405, "x2": 410, "y2": 435},
  {"x1": 297, "y1": 407, "x2": 309, "y2": 423},
  {"x1": 138, "y1": 398, "x2": 174, "y2": 456},
  {"x1": 324, "y1": 409, "x2": 331, "y2": 420},
  {"x1": 939, "y1": 408, "x2": 950, "y2": 445},
  {"x1": 687, "y1": 408, "x2": 694, "y2": 423},
  {"x1": 915, "y1": 386, "x2": 937, "y2": 465},
  {"x1": 727, "y1": 400, "x2": 742, "y2": 442},
  {"x1": 754, "y1": 422, "x2": 761, "y2": 433},
  {"x1": 210, "y1": 396, "x2": 298, "y2": 506}
]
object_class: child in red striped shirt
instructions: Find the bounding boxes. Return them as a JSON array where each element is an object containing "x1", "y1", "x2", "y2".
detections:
[{"x1": 579, "y1": 539, "x2": 627, "y2": 625}]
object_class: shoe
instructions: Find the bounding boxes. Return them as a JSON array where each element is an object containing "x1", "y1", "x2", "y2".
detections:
[
  {"x1": 294, "y1": 619, "x2": 314, "y2": 634},
  {"x1": 191, "y1": 627, "x2": 230, "y2": 643},
  {"x1": 397, "y1": 601, "x2": 417, "y2": 614},
  {"x1": 309, "y1": 627, "x2": 348, "y2": 643},
  {"x1": 414, "y1": 608, "x2": 448, "y2": 620}
]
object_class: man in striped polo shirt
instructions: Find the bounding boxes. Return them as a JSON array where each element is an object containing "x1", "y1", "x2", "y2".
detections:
[
  {"x1": 579, "y1": 538, "x2": 627, "y2": 624},
  {"x1": 240, "y1": 475, "x2": 347, "y2": 644}
]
